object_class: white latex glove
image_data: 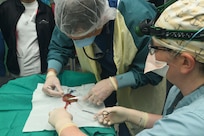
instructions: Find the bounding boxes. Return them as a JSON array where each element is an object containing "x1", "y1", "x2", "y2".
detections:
[
  {"x1": 42, "y1": 71, "x2": 64, "y2": 97},
  {"x1": 49, "y1": 108, "x2": 76, "y2": 134},
  {"x1": 84, "y1": 78, "x2": 116, "y2": 105},
  {"x1": 96, "y1": 106, "x2": 128, "y2": 125}
]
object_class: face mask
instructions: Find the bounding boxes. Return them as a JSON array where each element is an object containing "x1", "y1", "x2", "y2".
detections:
[
  {"x1": 144, "y1": 53, "x2": 169, "y2": 77},
  {"x1": 73, "y1": 36, "x2": 96, "y2": 48}
]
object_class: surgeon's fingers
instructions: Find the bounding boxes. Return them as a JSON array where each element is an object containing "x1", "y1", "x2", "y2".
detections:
[
  {"x1": 96, "y1": 114, "x2": 112, "y2": 126},
  {"x1": 84, "y1": 91, "x2": 92, "y2": 100},
  {"x1": 85, "y1": 94, "x2": 101, "y2": 105},
  {"x1": 55, "y1": 84, "x2": 64, "y2": 96},
  {"x1": 42, "y1": 85, "x2": 63, "y2": 97}
]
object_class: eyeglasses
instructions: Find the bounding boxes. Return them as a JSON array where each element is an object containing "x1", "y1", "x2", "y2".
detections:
[{"x1": 148, "y1": 45, "x2": 172, "y2": 55}]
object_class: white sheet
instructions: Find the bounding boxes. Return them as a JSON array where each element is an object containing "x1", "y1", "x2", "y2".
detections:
[{"x1": 23, "y1": 83, "x2": 106, "y2": 132}]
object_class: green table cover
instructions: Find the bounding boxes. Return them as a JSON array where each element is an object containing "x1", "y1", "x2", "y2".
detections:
[{"x1": 0, "y1": 70, "x2": 116, "y2": 136}]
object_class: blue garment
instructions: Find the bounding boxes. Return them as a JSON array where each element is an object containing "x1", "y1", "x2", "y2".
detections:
[
  {"x1": 0, "y1": 31, "x2": 6, "y2": 76},
  {"x1": 137, "y1": 85, "x2": 204, "y2": 136},
  {"x1": 41, "y1": 0, "x2": 50, "y2": 5}
]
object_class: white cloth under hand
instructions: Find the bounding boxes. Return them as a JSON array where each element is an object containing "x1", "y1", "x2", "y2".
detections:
[{"x1": 23, "y1": 83, "x2": 106, "y2": 132}]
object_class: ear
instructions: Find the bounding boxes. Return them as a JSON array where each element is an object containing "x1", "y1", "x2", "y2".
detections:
[{"x1": 180, "y1": 53, "x2": 195, "y2": 74}]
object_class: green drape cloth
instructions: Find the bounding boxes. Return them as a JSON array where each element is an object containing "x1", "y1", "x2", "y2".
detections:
[{"x1": 0, "y1": 70, "x2": 116, "y2": 136}]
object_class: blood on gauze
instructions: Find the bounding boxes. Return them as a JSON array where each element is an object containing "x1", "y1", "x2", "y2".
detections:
[{"x1": 62, "y1": 93, "x2": 78, "y2": 109}]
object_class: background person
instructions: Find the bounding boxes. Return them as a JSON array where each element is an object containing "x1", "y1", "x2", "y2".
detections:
[
  {"x1": 0, "y1": 0, "x2": 55, "y2": 78},
  {"x1": 0, "y1": 31, "x2": 6, "y2": 77},
  {"x1": 49, "y1": 0, "x2": 204, "y2": 135},
  {"x1": 43, "y1": 0, "x2": 166, "y2": 135}
]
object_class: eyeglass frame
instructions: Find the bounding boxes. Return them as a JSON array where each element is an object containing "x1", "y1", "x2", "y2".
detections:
[{"x1": 148, "y1": 44, "x2": 172, "y2": 55}]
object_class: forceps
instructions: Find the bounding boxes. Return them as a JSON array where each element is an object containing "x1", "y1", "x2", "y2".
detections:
[{"x1": 82, "y1": 110, "x2": 110, "y2": 120}]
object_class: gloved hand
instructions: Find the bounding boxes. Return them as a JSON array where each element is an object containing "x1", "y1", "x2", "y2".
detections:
[
  {"x1": 42, "y1": 70, "x2": 64, "y2": 97},
  {"x1": 84, "y1": 77, "x2": 117, "y2": 105},
  {"x1": 96, "y1": 106, "x2": 128, "y2": 125},
  {"x1": 49, "y1": 107, "x2": 76, "y2": 135}
]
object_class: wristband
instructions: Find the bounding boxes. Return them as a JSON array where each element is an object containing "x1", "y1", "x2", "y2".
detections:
[
  {"x1": 46, "y1": 70, "x2": 57, "y2": 79},
  {"x1": 138, "y1": 112, "x2": 148, "y2": 128},
  {"x1": 58, "y1": 123, "x2": 77, "y2": 135},
  {"x1": 109, "y1": 76, "x2": 118, "y2": 90}
]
